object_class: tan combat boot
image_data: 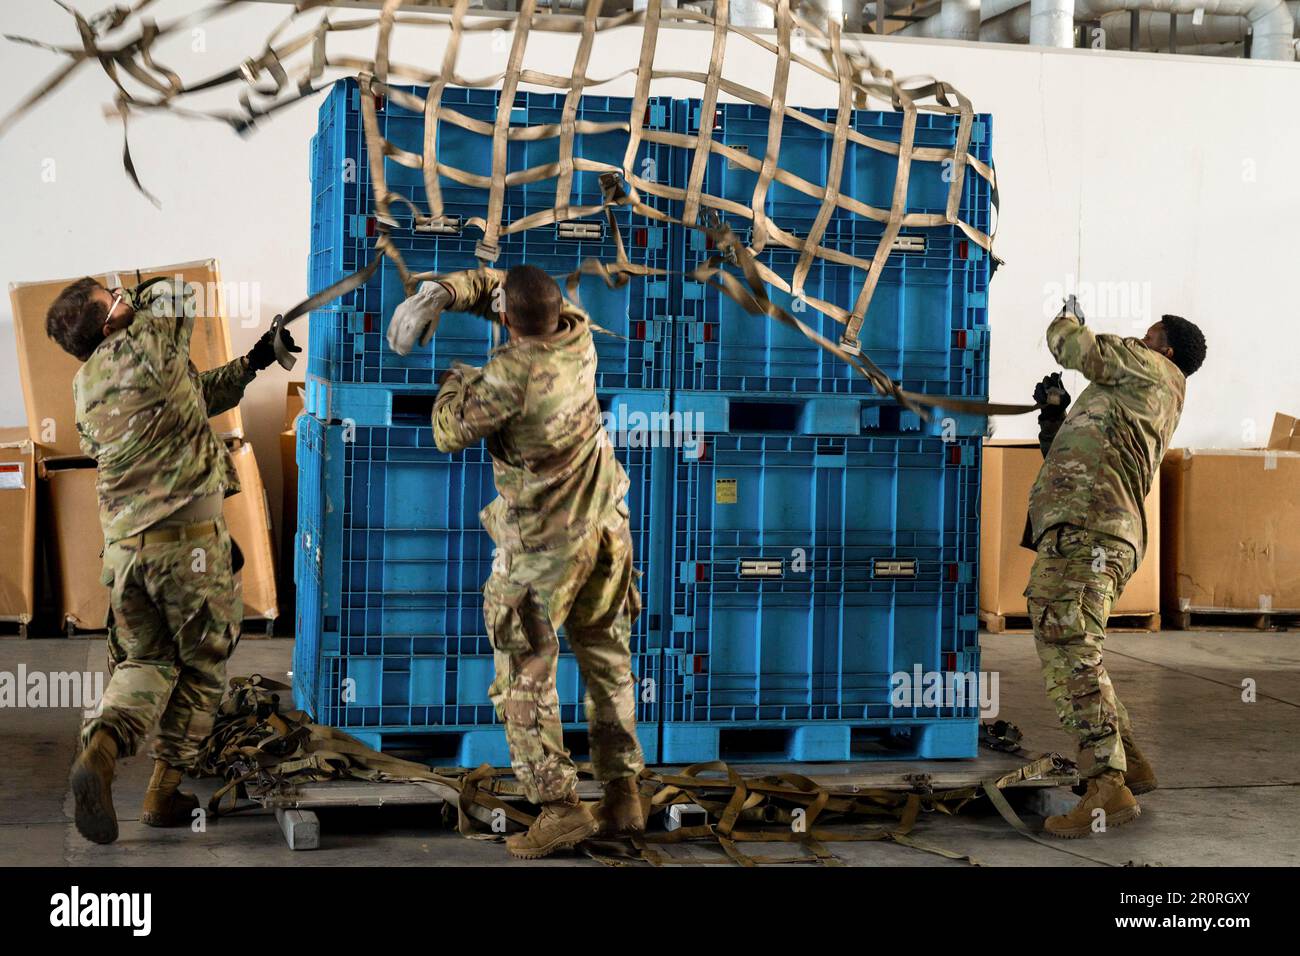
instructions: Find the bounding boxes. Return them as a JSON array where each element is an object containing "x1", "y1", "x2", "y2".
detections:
[
  {"x1": 141, "y1": 759, "x2": 200, "y2": 828},
  {"x1": 592, "y1": 775, "x2": 646, "y2": 838},
  {"x1": 70, "y1": 729, "x2": 119, "y2": 845},
  {"x1": 506, "y1": 791, "x2": 597, "y2": 860},
  {"x1": 1044, "y1": 769, "x2": 1141, "y2": 839},
  {"x1": 1121, "y1": 734, "x2": 1158, "y2": 795}
]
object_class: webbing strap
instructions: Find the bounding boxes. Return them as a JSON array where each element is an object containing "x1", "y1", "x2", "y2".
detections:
[
  {"x1": 749, "y1": 0, "x2": 791, "y2": 258},
  {"x1": 554, "y1": 0, "x2": 601, "y2": 213},
  {"x1": 792, "y1": 23, "x2": 849, "y2": 304},
  {"x1": 621, "y1": 0, "x2": 660, "y2": 213},
  {"x1": 198, "y1": 678, "x2": 1097, "y2": 867},
  {"x1": 479, "y1": 0, "x2": 535, "y2": 262},
  {"x1": 679, "y1": 0, "x2": 729, "y2": 229}
]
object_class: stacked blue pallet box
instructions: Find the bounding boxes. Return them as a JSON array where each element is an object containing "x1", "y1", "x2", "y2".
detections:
[
  {"x1": 294, "y1": 79, "x2": 992, "y2": 766},
  {"x1": 658, "y1": 100, "x2": 991, "y2": 762},
  {"x1": 294, "y1": 79, "x2": 674, "y2": 763}
]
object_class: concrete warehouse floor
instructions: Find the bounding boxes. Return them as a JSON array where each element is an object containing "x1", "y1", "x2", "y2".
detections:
[{"x1": 2, "y1": 630, "x2": 1298, "y2": 867}]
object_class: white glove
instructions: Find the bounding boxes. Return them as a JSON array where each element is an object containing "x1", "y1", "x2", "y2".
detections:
[{"x1": 386, "y1": 281, "x2": 453, "y2": 356}]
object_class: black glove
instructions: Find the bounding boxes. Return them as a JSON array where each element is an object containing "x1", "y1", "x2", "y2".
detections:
[
  {"x1": 247, "y1": 324, "x2": 301, "y2": 372},
  {"x1": 1034, "y1": 372, "x2": 1070, "y2": 456},
  {"x1": 1034, "y1": 372, "x2": 1070, "y2": 420}
]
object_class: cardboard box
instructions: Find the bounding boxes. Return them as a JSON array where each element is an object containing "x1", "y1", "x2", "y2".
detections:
[
  {"x1": 39, "y1": 444, "x2": 277, "y2": 632},
  {"x1": 981, "y1": 440, "x2": 1160, "y2": 621},
  {"x1": 1161, "y1": 448, "x2": 1300, "y2": 614},
  {"x1": 225, "y1": 441, "x2": 279, "y2": 625},
  {"x1": 1267, "y1": 412, "x2": 1300, "y2": 452},
  {"x1": 0, "y1": 428, "x2": 39, "y2": 626},
  {"x1": 45, "y1": 464, "x2": 110, "y2": 631},
  {"x1": 278, "y1": 383, "x2": 306, "y2": 611},
  {"x1": 9, "y1": 258, "x2": 244, "y2": 458},
  {"x1": 279, "y1": 382, "x2": 305, "y2": 535}
]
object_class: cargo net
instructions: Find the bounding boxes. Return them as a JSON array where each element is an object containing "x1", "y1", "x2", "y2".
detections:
[{"x1": 3, "y1": 0, "x2": 1028, "y2": 418}]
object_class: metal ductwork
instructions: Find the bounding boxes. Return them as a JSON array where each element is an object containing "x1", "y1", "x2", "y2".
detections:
[
  {"x1": 982, "y1": 0, "x2": 1296, "y2": 58},
  {"x1": 1099, "y1": 9, "x2": 1248, "y2": 45},
  {"x1": 1098, "y1": 2, "x2": 1299, "y2": 47},
  {"x1": 899, "y1": 0, "x2": 982, "y2": 38},
  {"x1": 730, "y1": 0, "x2": 777, "y2": 26},
  {"x1": 1030, "y1": 0, "x2": 1076, "y2": 44},
  {"x1": 1175, "y1": 39, "x2": 1250, "y2": 51}
]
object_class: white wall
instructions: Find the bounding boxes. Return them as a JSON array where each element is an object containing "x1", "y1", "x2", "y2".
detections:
[{"x1": 3, "y1": 2, "x2": 1299, "y2": 543}]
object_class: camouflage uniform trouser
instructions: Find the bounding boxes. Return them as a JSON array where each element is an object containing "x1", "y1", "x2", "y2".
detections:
[
  {"x1": 1025, "y1": 523, "x2": 1138, "y2": 777},
  {"x1": 483, "y1": 506, "x2": 644, "y2": 804},
  {"x1": 80, "y1": 518, "x2": 242, "y2": 770}
]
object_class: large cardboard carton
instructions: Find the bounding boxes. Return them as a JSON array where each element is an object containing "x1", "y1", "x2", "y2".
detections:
[
  {"x1": 1161, "y1": 449, "x2": 1300, "y2": 614},
  {"x1": 45, "y1": 464, "x2": 109, "y2": 631},
  {"x1": 225, "y1": 441, "x2": 279, "y2": 626},
  {"x1": 278, "y1": 383, "x2": 306, "y2": 613},
  {"x1": 981, "y1": 440, "x2": 1160, "y2": 622},
  {"x1": 1267, "y1": 412, "x2": 1300, "y2": 452},
  {"x1": 279, "y1": 382, "x2": 305, "y2": 543},
  {"x1": 0, "y1": 428, "x2": 39, "y2": 627},
  {"x1": 9, "y1": 259, "x2": 244, "y2": 458},
  {"x1": 42, "y1": 443, "x2": 277, "y2": 633}
]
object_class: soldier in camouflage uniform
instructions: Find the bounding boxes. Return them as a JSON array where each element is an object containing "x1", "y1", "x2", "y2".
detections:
[
  {"x1": 44, "y1": 275, "x2": 296, "y2": 844},
  {"x1": 387, "y1": 264, "x2": 645, "y2": 859},
  {"x1": 1024, "y1": 306, "x2": 1205, "y2": 838}
]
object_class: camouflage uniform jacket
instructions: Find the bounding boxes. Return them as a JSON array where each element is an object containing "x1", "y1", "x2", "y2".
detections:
[
  {"x1": 431, "y1": 268, "x2": 629, "y2": 553},
  {"x1": 73, "y1": 279, "x2": 255, "y2": 545},
  {"x1": 1027, "y1": 314, "x2": 1185, "y2": 561}
]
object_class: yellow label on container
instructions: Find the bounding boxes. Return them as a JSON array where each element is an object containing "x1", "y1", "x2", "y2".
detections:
[{"x1": 715, "y1": 478, "x2": 737, "y2": 504}]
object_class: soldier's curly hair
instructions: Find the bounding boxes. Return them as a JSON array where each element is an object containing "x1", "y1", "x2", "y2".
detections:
[
  {"x1": 1160, "y1": 314, "x2": 1206, "y2": 377},
  {"x1": 46, "y1": 277, "x2": 109, "y2": 361},
  {"x1": 504, "y1": 264, "x2": 562, "y2": 336}
]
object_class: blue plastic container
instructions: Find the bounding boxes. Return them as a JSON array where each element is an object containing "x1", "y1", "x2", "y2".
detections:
[
  {"x1": 308, "y1": 79, "x2": 675, "y2": 394},
  {"x1": 671, "y1": 99, "x2": 993, "y2": 239},
  {"x1": 658, "y1": 432, "x2": 981, "y2": 761},
  {"x1": 292, "y1": 392, "x2": 673, "y2": 762},
  {"x1": 305, "y1": 237, "x2": 671, "y2": 424},
  {"x1": 675, "y1": 231, "x2": 989, "y2": 402}
]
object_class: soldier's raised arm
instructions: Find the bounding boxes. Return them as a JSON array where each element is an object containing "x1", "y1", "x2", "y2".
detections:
[
  {"x1": 432, "y1": 355, "x2": 526, "y2": 453},
  {"x1": 438, "y1": 268, "x2": 508, "y2": 320},
  {"x1": 1046, "y1": 309, "x2": 1156, "y2": 387}
]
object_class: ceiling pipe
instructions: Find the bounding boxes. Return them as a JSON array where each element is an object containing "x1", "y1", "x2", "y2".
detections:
[
  {"x1": 1030, "y1": 0, "x2": 1076, "y2": 43},
  {"x1": 899, "y1": 0, "x2": 981, "y2": 37},
  {"x1": 982, "y1": 0, "x2": 1030, "y2": 18},
  {"x1": 730, "y1": 0, "x2": 777, "y2": 26},
  {"x1": 983, "y1": 0, "x2": 1295, "y2": 58},
  {"x1": 1099, "y1": 1, "x2": 1298, "y2": 45},
  {"x1": 1175, "y1": 38, "x2": 1250, "y2": 49},
  {"x1": 1100, "y1": 9, "x2": 1248, "y2": 44}
]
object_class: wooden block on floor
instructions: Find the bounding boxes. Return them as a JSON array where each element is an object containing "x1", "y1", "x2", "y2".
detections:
[{"x1": 276, "y1": 807, "x2": 320, "y2": 851}]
